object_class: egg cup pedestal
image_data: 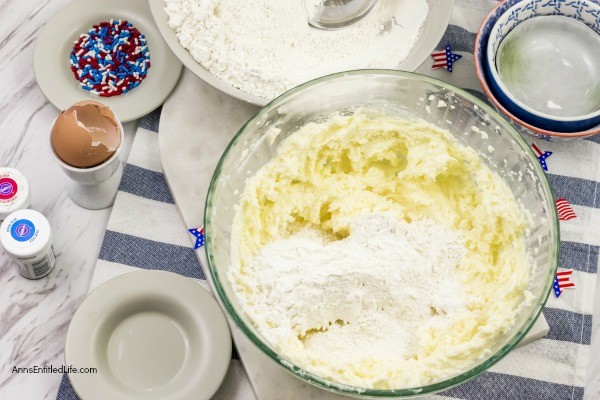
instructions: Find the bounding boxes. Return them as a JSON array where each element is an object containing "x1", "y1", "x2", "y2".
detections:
[{"x1": 63, "y1": 162, "x2": 124, "y2": 210}]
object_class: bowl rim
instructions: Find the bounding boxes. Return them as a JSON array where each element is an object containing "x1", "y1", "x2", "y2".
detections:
[
  {"x1": 486, "y1": 9, "x2": 600, "y2": 122},
  {"x1": 204, "y1": 69, "x2": 559, "y2": 397},
  {"x1": 475, "y1": 0, "x2": 600, "y2": 138}
]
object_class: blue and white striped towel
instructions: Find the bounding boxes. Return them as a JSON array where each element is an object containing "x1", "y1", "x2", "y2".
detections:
[
  {"x1": 57, "y1": 1, "x2": 599, "y2": 399},
  {"x1": 55, "y1": 107, "x2": 255, "y2": 400}
]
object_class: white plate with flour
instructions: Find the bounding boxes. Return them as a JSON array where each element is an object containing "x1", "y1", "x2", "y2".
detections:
[{"x1": 149, "y1": 0, "x2": 455, "y2": 106}]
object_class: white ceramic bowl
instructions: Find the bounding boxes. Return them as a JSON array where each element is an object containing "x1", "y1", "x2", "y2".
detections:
[{"x1": 65, "y1": 271, "x2": 232, "y2": 400}]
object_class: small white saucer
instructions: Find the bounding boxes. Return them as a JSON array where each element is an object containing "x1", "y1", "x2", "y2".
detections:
[
  {"x1": 34, "y1": 0, "x2": 182, "y2": 122},
  {"x1": 65, "y1": 270, "x2": 231, "y2": 400}
]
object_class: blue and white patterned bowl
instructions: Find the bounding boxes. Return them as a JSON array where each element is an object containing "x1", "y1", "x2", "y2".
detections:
[
  {"x1": 475, "y1": 0, "x2": 600, "y2": 140},
  {"x1": 486, "y1": 0, "x2": 600, "y2": 133}
]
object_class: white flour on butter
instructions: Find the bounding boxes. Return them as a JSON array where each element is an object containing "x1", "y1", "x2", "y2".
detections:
[
  {"x1": 237, "y1": 213, "x2": 469, "y2": 387},
  {"x1": 164, "y1": 0, "x2": 428, "y2": 99},
  {"x1": 230, "y1": 112, "x2": 532, "y2": 389}
]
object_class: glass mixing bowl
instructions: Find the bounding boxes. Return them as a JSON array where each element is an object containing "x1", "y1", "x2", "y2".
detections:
[{"x1": 203, "y1": 70, "x2": 559, "y2": 397}]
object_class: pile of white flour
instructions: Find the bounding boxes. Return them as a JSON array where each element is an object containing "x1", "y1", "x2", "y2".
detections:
[
  {"x1": 164, "y1": 0, "x2": 429, "y2": 99},
  {"x1": 235, "y1": 213, "x2": 468, "y2": 367}
]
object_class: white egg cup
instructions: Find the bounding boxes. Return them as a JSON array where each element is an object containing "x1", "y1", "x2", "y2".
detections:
[{"x1": 49, "y1": 118, "x2": 124, "y2": 210}]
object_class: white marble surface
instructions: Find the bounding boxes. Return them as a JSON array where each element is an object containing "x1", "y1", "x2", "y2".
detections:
[
  {"x1": 1, "y1": 1, "x2": 600, "y2": 400},
  {"x1": 0, "y1": 1, "x2": 136, "y2": 399}
]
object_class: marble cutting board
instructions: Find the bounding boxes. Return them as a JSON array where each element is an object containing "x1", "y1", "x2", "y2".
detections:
[{"x1": 158, "y1": 69, "x2": 550, "y2": 399}]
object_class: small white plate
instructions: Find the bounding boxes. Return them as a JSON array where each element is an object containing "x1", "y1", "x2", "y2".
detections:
[
  {"x1": 148, "y1": 0, "x2": 454, "y2": 106},
  {"x1": 65, "y1": 270, "x2": 231, "y2": 400},
  {"x1": 34, "y1": 0, "x2": 182, "y2": 122}
]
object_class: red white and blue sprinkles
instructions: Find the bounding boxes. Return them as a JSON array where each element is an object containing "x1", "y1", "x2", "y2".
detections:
[{"x1": 69, "y1": 19, "x2": 150, "y2": 97}]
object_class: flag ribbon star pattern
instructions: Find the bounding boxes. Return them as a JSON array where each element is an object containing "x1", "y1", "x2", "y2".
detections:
[
  {"x1": 532, "y1": 143, "x2": 552, "y2": 171},
  {"x1": 431, "y1": 43, "x2": 462, "y2": 72},
  {"x1": 553, "y1": 269, "x2": 576, "y2": 298},
  {"x1": 556, "y1": 198, "x2": 577, "y2": 221},
  {"x1": 188, "y1": 227, "x2": 205, "y2": 249}
]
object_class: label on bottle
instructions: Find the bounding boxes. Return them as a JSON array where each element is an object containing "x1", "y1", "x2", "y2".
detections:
[
  {"x1": 0, "y1": 177, "x2": 18, "y2": 202},
  {"x1": 15, "y1": 246, "x2": 56, "y2": 279},
  {"x1": 10, "y1": 219, "x2": 36, "y2": 242}
]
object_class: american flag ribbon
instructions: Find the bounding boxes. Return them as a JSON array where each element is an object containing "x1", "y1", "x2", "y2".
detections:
[
  {"x1": 556, "y1": 198, "x2": 577, "y2": 221},
  {"x1": 532, "y1": 143, "x2": 552, "y2": 171},
  {"x1": 553, "y1": 269, "x2": 576, "y2": 297},
  {"x1": 431, "y1": 44, "x2": 462, "y2": 72},
  {"x1": 188, "y1": 227, "x2": 205, "y2": 249}
]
